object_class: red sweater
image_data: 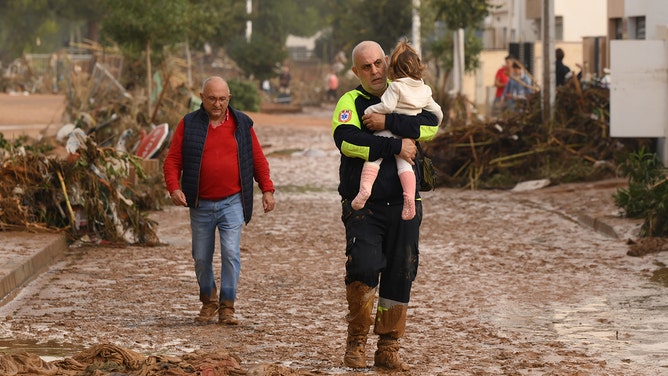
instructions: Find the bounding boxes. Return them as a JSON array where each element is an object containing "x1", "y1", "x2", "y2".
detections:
[{"x1": 164, "y1": 114, "x2": 274, "y2": 199}]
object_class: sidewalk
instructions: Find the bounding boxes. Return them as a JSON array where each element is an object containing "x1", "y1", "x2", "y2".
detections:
[{"x1": 0, "y1": 231, "x2": 66, "y2": 305}]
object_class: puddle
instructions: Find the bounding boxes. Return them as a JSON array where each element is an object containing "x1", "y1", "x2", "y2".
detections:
[
  {"x1": 650, "y1": 267, "x2": 668, "y2": 287},
  {"x1": 0, "y1": 338, "x2": 84, "y2": 360},
  {"x1": 551, "y1": 286, "x2": 668, "y2": 370},
  {"x1": 489, "y1": 275, "x2": 668, "y2": 371}
]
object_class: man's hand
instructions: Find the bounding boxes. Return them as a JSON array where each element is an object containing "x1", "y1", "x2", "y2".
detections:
[
  {"x1": 262, "y1": 191, "x2": 275, "y2": 213},
  {"x1": 362, "y1": 112, "x2": 386, "y2": 131},
  {"x1": 169, "y1": 189, "x2": 187, "y2": 207},
  {"x1": 399, "y1": 138, "x2": 417, "y2": 165}
]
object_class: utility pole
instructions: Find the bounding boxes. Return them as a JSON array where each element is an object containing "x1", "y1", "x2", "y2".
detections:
[
  {"x1": 453, "y1": 28, "x2": 465, "y2": 94},
  {"x1": 246, "y1": 0, "x2": 252, "y2": 42},
  {"x1": 541, "y1": 0, "x2": 555, "y2": 126},
  {"x1": 412, "y1": 0, "x2": 421, "y2": 57}
]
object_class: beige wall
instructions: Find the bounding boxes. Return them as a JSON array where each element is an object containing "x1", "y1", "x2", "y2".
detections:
[
  {"x1": 557, "y1": 0, "x2": 607, "y2": 42},
  {"x1": 526, "y1": 0, "x2": 541, "y2": 19},
  {"x1": 608, "y1": 0, "x2": 625, "y2": 18},
  {"x1": 461, "y1": 50, "x2": 509, "y2": 115}
]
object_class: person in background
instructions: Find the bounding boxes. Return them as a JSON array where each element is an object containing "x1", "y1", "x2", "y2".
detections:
[
  {"x1": 556, "y1": 48, "x2": 572, "y2": 86},
  {"x1": 492, "y1": 55, "x2": 512, "y2": 116},
  {"x1": 325, "y1": 67, "x2": 340, "y2": 102},
  {"x1": 354, "y1": 39, "x2": 443, "y2": 221},
  {"x1": 332, "y1": 40, "x2": 440, "y2": 371},
  {"x1": 278, "y1": 65, "x2": 291, "y2": 94},
  {"x1": 163, "y1": 76, "x2": 276, "y2": 326},
  {"x1": 502, "y1": 61, "x2": 534, "y2": 111}
]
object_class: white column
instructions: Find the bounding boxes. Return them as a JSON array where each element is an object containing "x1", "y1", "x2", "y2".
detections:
[
  {"x1": 412, "y1": 0, "x2": 421, "y2": 57},
  {"x1": 245, "y1": 0, "x2": 252, "y2": 42},
  {"x1": 541, "y1": 0, "x2": 555, "y2": 124}
]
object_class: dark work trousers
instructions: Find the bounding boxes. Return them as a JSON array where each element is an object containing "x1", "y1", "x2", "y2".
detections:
[{"x1": 341, "y1": 198, "x2": 422, "y2": 304}]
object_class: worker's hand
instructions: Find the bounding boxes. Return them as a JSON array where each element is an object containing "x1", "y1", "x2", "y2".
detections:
[
  {"x1": 262, "y1": 191, "x2": 275, "y2": 213},
  {"x1": 362, "y1": 112, "x2": 386, "y2": 131},
  {"x1": 169, "y1": 189, "x2": 187, "y2": 207},
  {"x1": 399, "y1": 139, "x2": 417, "y2": 166}
]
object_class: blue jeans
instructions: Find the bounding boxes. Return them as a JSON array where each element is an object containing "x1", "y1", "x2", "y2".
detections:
[{"x1": 189, "y1": 194, "x2": 244, "y2": 301}]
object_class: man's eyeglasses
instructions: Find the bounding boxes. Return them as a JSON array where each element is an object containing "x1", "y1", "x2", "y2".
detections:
[{"x1": 205, "y1": 96, "x2": 230, "y2": 104}]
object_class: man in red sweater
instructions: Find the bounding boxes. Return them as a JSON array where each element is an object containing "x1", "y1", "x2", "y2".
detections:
[{"x1": 163, "y1": 76, "x2": 275, "y2": 325}]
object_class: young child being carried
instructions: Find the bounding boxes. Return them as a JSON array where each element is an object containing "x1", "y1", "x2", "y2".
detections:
[{"x1": 352, "y1": 39, "x2": 443, "y2": 220}]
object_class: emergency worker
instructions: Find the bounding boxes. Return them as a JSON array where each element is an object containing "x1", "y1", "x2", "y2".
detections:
[{"x1": 331, "y1": 40, "x2": 439, "y2": 370}]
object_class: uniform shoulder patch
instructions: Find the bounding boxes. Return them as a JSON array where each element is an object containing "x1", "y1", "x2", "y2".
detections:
[{"x1": 338, "y1": 109, "x2": 353, "y2": 123}]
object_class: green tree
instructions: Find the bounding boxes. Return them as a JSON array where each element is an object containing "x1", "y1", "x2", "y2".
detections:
[
  {"x1": 50, "y1": 0, "x2": 107, "y2": 43},
  {"x1": 422, "y1": 0, "x2": 494, "y2": 103},
  {"x1": 99, "y1": 0, "x2": 190, "y2": 63},
  {"x1": 182, "y1": 0, "x2": 247, "y2": 53},
  {"x1": 225, "y1": 0, "x2": 329, "y2": 81},
  {"x1": 324, "y1": 0, "x2": 413, "y2": 56},
  {"x1": 99, "y1": 0, "x2": 195, "y2": 116},
  {"x1": 0, "y1": 0, "x2": 61, "y2": 61},
  {"x1": 0, "y1": 0, "x2": 108, "y2": 62},
  {"x1": 430, "y1": 0, "x2": 492, "y2": 29}
]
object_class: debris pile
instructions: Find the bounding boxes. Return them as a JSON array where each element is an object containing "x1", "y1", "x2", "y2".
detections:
[
  {"x1": 0, "y1": 131, "x2": 162, "y2": 245},
  {"x1": 0, "y1": 342, "x2": 313, "y2": 375},
  {"x1": 0, "y1": 343, "x2": 245, "y2": 376},
  {"x1": 0, "y1": 46, "x2": 194, "y2": 244},
  {"x1": 425, "y1": 82, "x2": 651, "y2": 189}
]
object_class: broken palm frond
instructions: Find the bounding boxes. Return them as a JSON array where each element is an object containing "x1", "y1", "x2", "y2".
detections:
[
  {"x1": 1, "y1": 134, "x2": 161, "y2": 245},
  {"x1": 56, "y1": 170, "x2": 77, "y2": 231},
  {"x1": 488, "y1": 148, "x2": 548, "y2": 166},
  {"x1": 548, "y1": 136, "x2": 598, "y2": 164},
  {"x1": 426, "y1": 82, "x2": 650, "y2": 189}
]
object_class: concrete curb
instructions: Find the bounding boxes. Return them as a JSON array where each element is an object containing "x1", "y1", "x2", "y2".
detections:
[
  {"x1": 0, "y1": 233, "x2": 67, "y2": 305},
  {"x1": 575, "y1": 213, "x2": 619, "y2": 239}
]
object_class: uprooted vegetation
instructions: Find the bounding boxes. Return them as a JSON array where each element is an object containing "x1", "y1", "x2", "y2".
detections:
[
  {"x1": 0, "y1": 132, "x2": 162, "y2": 244},
  {"x1": 0, "y1": 49, "x2": 195, "y2": 244},
  {"x1": 0, "y1": 45, "x2": 282, "y2": 244},
  {"x1": 425, "y1": 80, "x2": 651, "y2": 189}
]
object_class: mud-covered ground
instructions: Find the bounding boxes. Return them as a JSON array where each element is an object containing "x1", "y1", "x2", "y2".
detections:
[{"x1": 0, "y1": 98, "x2": 667, "y2": 375}]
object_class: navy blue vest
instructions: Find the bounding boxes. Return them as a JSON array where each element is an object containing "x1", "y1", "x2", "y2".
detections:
[{"x1": 181, "y1": 105, "x2": 256, "y2": 224}]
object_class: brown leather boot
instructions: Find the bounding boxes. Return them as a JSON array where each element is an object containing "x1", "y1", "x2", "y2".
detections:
[
  {"x1": 343, "y1": 281, "x2": 376, "y2": 368},
  {"x1": 195, "y1": 291, "x2": 219, "y2": 323},
  {"x1": 374, "y1": 335, "x2": 409, "y2": 371},
  {"x1": 373, "y1": 302, "x2": 409, "y2": 370},
  {"x1": 218, "y1": 300, "x2": 239, "y2": 325}
]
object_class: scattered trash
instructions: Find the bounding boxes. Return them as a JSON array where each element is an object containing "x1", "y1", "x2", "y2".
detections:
[
  {"x1": 511, "y1": 179, "x2": 551, "y2": 192},
  {"x1": 0, "y1": 131, "x2": 163, "y2": 245},
  {"x1": 0, "y1": 343, "x2": 247, "y2": 376},
  {"x1": 135, "y1": 123, "x2": 169, "y2": 159}
]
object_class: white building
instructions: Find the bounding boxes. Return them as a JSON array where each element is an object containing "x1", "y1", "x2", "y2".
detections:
[
  {"x1": 608, "y1": 0, "x2": 668, "y2": 163},
  {"x1": 484, "y1": 0, "x2": 607, "y2": 45}
]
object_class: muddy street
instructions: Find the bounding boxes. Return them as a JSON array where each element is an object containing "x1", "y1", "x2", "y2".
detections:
[{"x1": 0, "y1": 106, "x2": 667, "y2": 375}]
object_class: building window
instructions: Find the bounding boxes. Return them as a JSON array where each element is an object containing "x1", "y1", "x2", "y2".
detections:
[
  {"x1": 555, "y1": 16, "x2": 563, "y2": 40},
  {"x1": 612, "y1": 18, "x2": 623, "y2": 39},
  {"x1": 631, "y1": 16, "x2": 646, "y2": 40}
]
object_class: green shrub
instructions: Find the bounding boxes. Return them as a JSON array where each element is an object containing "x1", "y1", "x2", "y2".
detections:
[
  {"x1": 613, "y1": 147, "x2": 668, "y2": 236},
  {"x1": 228, "y1": 79, "x2": 261, "y2": 112}
]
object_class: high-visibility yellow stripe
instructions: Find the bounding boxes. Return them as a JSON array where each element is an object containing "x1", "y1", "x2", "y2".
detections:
[
  {"x1": 341, "y1": 141, "x2": 370, "y2": 160},
  {"x1": 418, "y1": 124, "x2": 438, "y2": 142}
]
